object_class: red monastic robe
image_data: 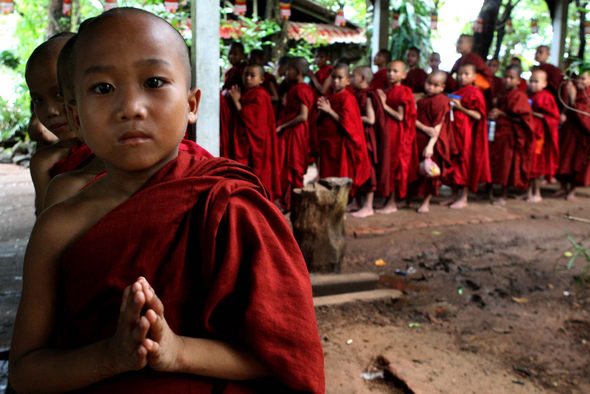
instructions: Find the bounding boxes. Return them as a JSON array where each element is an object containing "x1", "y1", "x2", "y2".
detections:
[
  {"x1": 381, "y1": 84, "x2": 418, "y2": 198},
  {"x1": 49, "y1": 140, "x2": 94, "y2": 177},
  {"x1": 444, "y1": 72, "x2": 457, "y2": 94},
  {"x1": 317, "y1": 89, "x2": 371, "y2": 195},
  {"x1": 222, "y1": 61, "x2": 247, "y2": 91},
  {"x1": 529, "y1": 89, "x2": 560, "y2": 180},
  {"x1": 311, "y1": 65, "x2": 333, "y2": 98},
  {"x1": 219, "y1": 91, "x2": 233, "y2": 158},
  {"x1": 57, "y1": 151, "x2": 324, "y2": 393},
  {"x1": 370, "y1": 69, "x2": 390, "y2": 90},
  {"x1": 450, "y1": 84, "x2": 490, "y2": 191},
  {"x1": 538, "y1": 62, "x2": 564, "y2": 106},
  {"x1": 277, "y1": 82, "x2": 315, "y2": 209},
  {"x1": 489, "y1": 88, "x2": 535, "y2": 189},
  {"x1": 558, "y1": 86, "x2": 590, "y2": 186},
  {"x1": 491, "y1": 75, "x2": 505, "y2": 103},
  {"x1": 451, "y1": 52, "x2": 493, "y2": 88},
  {"x1": 412, "y1": 94, "x2": 454, "y2": 197},
  {"x1": 517, "y1": 78, "x2": 528, "y2": 93},
  {"x1": 233, "y1": 86, "x2": 280, "y2": 200},
  {"x1": 403, "y1": 68, "x2": 428, "y2": 93}
]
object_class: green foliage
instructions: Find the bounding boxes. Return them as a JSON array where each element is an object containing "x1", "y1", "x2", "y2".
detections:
[
  {"x1": 565, "y1": 234, "x2": 590, "y2": 287},
  {"x1": 287, "y1": 24, "x2": 329, "y2": 66},
  {"x1": 388, "y1": 0, "x2": 434, "y2": 67},
  {"x1": 0, "y1": 50, "x2": 19, "y2": 69},
  {"x1": 0, "y1": 93, "x2": 29, "y2": 145}
]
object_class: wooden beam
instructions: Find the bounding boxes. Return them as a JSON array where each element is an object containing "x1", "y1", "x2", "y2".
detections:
[
  {"x1": 191, "y1": 0, "x2": 220, "y2": 156},
  {"x1": 550, "y1": 0, "x2": 568, "y2": 67},
  {"x1": 371, "y1": 0, "x2": 389, "y2": 71}
]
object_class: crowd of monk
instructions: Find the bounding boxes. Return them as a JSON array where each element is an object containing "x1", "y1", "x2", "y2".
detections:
[{"x1": 220, "y1": 35, "x2": 590, "y2": 218}]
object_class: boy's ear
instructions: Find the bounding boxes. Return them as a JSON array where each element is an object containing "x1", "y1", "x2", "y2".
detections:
[{"x1": 187, "y1": 88, "x2": 200, "y2": 124}]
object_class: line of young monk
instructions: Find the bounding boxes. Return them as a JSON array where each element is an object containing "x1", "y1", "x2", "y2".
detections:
[{"x1": 220, "y1": 35, "x2": 590, "y2": 218}]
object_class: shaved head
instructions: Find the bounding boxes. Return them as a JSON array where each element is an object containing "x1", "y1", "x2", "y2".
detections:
[
  {"x1": 26, "y1": 33, "x2": 74, "y2": 82},
  {"x1": 428, "y1": 70, "x2": 447, "y2": 84},
  {"x1": 458, "y1": 63, "x2": 476, "y2": 74},
  {"x1": 289, "y1": 57, "x2": 309, "y2": 76},
  {"x1": 354, "y1": 65, "x2": 373, "y2": 83},
  {"x1": 531, "y1": 68, "x2": 548, "y2": 81},
  {"x1": 459, "y1": 34, "x2": 474, "y2": 44},
  {"x1": 390, "y1": 60, "x2": 407, "y2": 71},
  {"x1": 333, "y1": 62, "x2": 349, "y2": 75},
  {"x1": 246, "y1": 63, "x2": 264, "y2": 79}
]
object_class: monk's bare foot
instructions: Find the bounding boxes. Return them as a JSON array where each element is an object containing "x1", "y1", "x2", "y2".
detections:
[
  {"x1": 526, "y1": 195, "x2": 542, "y2": 203},
  {"x1": 439, "y1": 197, "x2": 456, "y2": 206},
  {"x1": 346, "y1": 201, "x2": 361, "y2": 212},
  {"x1": 515, "y1": 193, "x2": 528, "y2": 201},
  {"x1": 492, "y1": 198, "x2": 506, "y2": 206},
  {"x1": 417, "y1": 203, "x2": 430, "y2": 213},
  {"x1": 553, "y1": 188, "x2": 567, "y2": 197},
  {"x1": 566, "y1": 191, "x2": 576, "y2": 201},
  {"x1": 351, "y1": 207, "x2": 374, "y2": 218},
  {"x1": 450, "y1": 197, "x2": 467, "y2": 209},
  {"x1": 376, "y1": 203, "x2": 398, "y2": 214}
]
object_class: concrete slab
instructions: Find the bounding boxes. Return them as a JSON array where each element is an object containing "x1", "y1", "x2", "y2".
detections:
[{"x1": 313, "y1": 289, "x2": 402, "y2": 307}]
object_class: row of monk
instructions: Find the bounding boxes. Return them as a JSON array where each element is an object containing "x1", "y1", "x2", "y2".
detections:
[{"x1": 219, "y1": 35, "x2": 590, "y2": 217}]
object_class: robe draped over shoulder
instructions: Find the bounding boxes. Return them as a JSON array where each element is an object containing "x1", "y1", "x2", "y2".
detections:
[
  {"x1": 58, "y1": 151, "x2": 325, "y2": 393},
  {"x1": 538, "y1": 63, "x2": 564, "y2": 107},
  {"x1": 558, "y1": 86, "x2": 590, "y2": 186},
  {"x1": 49, "y1": 140, "x2": 94, "y2": 178},
  {"x1": 370, "y1": 69, "x2": 390, "y2": 90},
  {"x1": 529, "y1": 89, "x2": 560, "y2": 180},
  {"x1": 403, "y1": 68, "x2": 428, "y2": 93}
]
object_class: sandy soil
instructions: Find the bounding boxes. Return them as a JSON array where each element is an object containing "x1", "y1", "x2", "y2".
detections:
[{"x1": 1, "y1": 163, "x2": 589, "y2": 393}]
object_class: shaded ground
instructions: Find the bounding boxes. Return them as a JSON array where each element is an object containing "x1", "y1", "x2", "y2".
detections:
[{"x1": 1, "y1": 163, "x2": 589, "y2": 393}]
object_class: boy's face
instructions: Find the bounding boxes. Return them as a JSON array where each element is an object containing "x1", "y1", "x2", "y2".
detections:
[
  {"x1": 503, "y1": 69, "x2": 521, "y2": 90},
  {"x1": 535, "y1": 47, "x2": 549, "y2": 63},
  {"x1": 387, "y1": 61, "x2": 405, "y2": 85},
  {"x1": 528, "y1": 71, "x2": 547, "y2": 93},
  {"x1": 351, "y1": 70, "x2": 365, "y2": 89},
  {"x1": 286, "y1": 65, "x2": 299, "y2": 81},
  {"x1": 71, "y1": 15, "x2": 198, "y2": 172},
  {"x1": 575, "y1": 72, "x2": 590, "y2": 90},
  {"x1": 456, "y1": 37, "x2": 468, "y2": 54},
  {"x1": 373, "y1": 52, "x2": 386, "y2": 67},
  {"x1": 405, "y1": 50, "x2": 419, "y2": 67},
  {"x1": 331, "y1": 68, "x2": 349, "y2": 92},
  {"x1": 315, "y1": 52, "x2": 328, "y2": 67},
  {"x1": 487, "y1": 59, "x2": 499, "y2": 75},
  {"x1": 278, "y1": 63, "x2": 287, "y2": 77},
  {"x1": 243, "y1": 66, "x2": 264, "y2": 89},
  {"x1": 26, "y1": 58, "x2": 71, "y2": 140},
  {"x1": 457, "y1": 66, "x2": 476, "y2": 87},
  {"x1": 424, "y1": 75, "x2": 445, "y2": 96},
  {"x1": 428, "y1": 54, "x2": 440, "y2": 70},
  {"x1": 228, "y1": 46, "x2": 244, "y2": 66}
]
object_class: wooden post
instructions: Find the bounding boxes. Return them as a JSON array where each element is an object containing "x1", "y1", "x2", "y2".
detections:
[
  {"x1": 291, "y1": 177, "x2": 352, "y2": 273},
  {"x1": 371, "y1": 0, "x2": 389, "y2": 72},
  {"x1": 550, "y1": 0, "x2": 568, "y2": 68},
  {"x1": 191, "y1": 0, "x2": 220, "y2": 156}
]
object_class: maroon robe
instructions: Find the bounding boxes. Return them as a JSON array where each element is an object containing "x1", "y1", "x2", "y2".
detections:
[
  {"x1": 277, "y1": 82, "x2": 315, "y2": 209},
  {"x1": 529, "y1": 89, "x2": 560, "y2": 180},
  {"x1": 219, "y1": 90, "x2": 233, "y2": 158},
  {"x1": 57, "y1": 151, "x2": 324, "y2": 393},
  {"x1": 412, "y1": 94, "x2": 454, "y2": 197},
  {"x1": 370, "y1": 69, "x2": 390, "y2": 90},
  {"x1": 517, "y1": 78, "x2": 528, "y2": 93},
  {"x1": 233, "y1": 86, "x2": 280, "y2": 200},
  {"x1": 538, "y1": 62, "x2": 564, "y2": 107},
  {"x1": 489, "y1": 88, "x2": 535, "y2": 189},
  {"x1": 558, "y1": 86, "x2": 590, "y2": 186},
  {"x1": 311, "y1": 65, "x2": 333, "y2": 98},
  {"x1": 49, "y1": 140, "x2": 94, "y2": 177},
  {"x1": 491, "y1": 75, "x2": 505, "y2": 104},
  {"x1": 317, "y1": 89, "x2": 371, "y2": 195},
  {"x1": 451, "y1": 52, "x2": 493, "y2": 88},
  {"x1": 444, "y1": 72, "x2": 457, "y2": 94},
  {"x1": 403, "y1": 68, "x2": 428, "y2": 93},
  {"x1": 450, "y1": 84, "x2": 490, "y2": 191},
  {"x1": 222, "y1": 61, "x2": 247, "y2": 91},
  {"x1": 381, "y1": 84, "x2": 418, "y2": 198}
]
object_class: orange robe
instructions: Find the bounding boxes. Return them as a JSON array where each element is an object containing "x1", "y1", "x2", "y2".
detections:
[
  {"x1": 529, "y1": 89, "x2": 559, "y2": 180},
  {"x1": 489, "y1": 88, "x2": 535, "y2": 189},
  {"x1": 57, "y1": 151, "x2": 325, "y2": 393},
  {"x1": 317, "y1": 89, "x2": 371, "y2": 195},
  {"x1": 558, "y1": 86, "x2": 590, "y2": 186}
]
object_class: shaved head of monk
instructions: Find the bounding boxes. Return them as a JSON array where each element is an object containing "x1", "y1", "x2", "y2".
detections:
[
  {"x1": 352, "y1": 65, "x2": 373, "y2": 89},
  {"x1": 287, "y1": 57, "x2": 309, "y2": 81},
  {"x1": 529, "y1": 68, "x2": 548, "y2": 93},
  {"x1": 535, "y1": 45, "x2": 550, "y2": 64},
  {"x1": 456, "y1": 34, "x2": 474, "y2": 55},
  {"x1": 243, "y1": 63, "x2": 264, "y2": 89},
  {"x1": 331, "y1": 62, "x2": 350, "y2": 92},
  {"x1": 424, "y1": 71, "x2": 446, "y2": 96},
  {"x1": 387, "y1": 60, "x2": 407, "y2": 85}
]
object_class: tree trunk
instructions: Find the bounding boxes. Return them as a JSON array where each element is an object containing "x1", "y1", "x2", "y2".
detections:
[
  {"x1": 492, "y1": 0, "x2": 520, "y2": 60},
  {"x1": 577, "y1": 0, "x2": 587, "y2": 61},
  {"x1": 291, "y1": 178, "x2": 352, "y2": 273},
  {"x1": 47, "y1": 0, "x2": 70, "y2": 38},
  {"x1": 474, "y1": 0, "x2": 502, "y2": 59},
  {"x1": 268, "y1": 0, "x2": 288, "y2": 62}
]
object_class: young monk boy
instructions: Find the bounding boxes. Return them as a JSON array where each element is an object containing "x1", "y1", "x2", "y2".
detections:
[
  {"x1": 526, "y1": 68, "x2": 560, "y2": 203},
  {"x1": 488, "y1": 65, "x2": 535, "y2": 205},
  {"x1": 308, "y1": 46, "x2": 333, "y2": 97},
  {"x1": 428, "y1": 52, "x2": 456, "y2": 93},
  {"x1": 557, "y1": 71, "x2": 590, "y2": 199},
  {"x1": 28, "y1": 111, "x2": 58, "y2": 148},
  {"x1": 228, "y1": 63, "x2": 281, "y2": 200},
  {"x1": 451, "y1": 34, "x2": 493, "y2": 87},
  {"x1": 377, "y1": 60, "x2": 418, "y2": 213},
  {"x1": 487, "y1": 58, "x2": 505, "y2": 106},
  {"x1": 26, "y1": 33, "x2": 94, "y2": 214},
  {"x1": 276, "y1": 57, "x2": 315, "y2": 210},
  {"x1": 222, "y1": 41, "x2": 247, "y2": 91},
  {"x1": 316, "y1": 63, "x2": 371, "y2": 199},
  {"x1": 535, "y1": 45, "x2": 564, "y2": 105},
  {"x1": 10, "y1": 9, "x2": 324, "y2": 393},
  {"x1": 413, "y1": 71, "x2": 454, "y2": 213},
  {"x1": 248, "y1": 49, "x2": 279, "y2": 106},
  {"x1": 444, "y1": 63, "x2": 489, "y2": 209},
  {"x1": 403, "y1": 46, "x2": 427, "y2": 94},
  {"x1": 370, "y1": 49, "x2": 391, "y2": 90}
]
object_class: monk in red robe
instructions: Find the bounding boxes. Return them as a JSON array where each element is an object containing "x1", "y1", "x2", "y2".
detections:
[
  {"x1": 370, "y1": 49, "x2": 391, "y2": 90},
  {"x1": 10, "y1": 9, "x2": 324, "y2": 393},
  {"x1": 308, "y1": 46, "x2": 333, "y2": 97},
  {"x1": 350, "y1": 65, "x2": 385, "y2": 218},
  {"x1": 403, "y1": 46, "x2": 428, "y2": 94},
  {"x1": 412, "y1": 71, "x2": 454, "y2": 213},
  {"x1": 249, "y1": 49, "x2": 279, "y2": 108},
  {"x1": 276, "y1": 57, "x2": 315, "y2": 211},
  {"x1": 445, "y1": 63, "x2": 489, "y2": 209},
  {"x1": 429, "y1": 52, "x2": 457, "y2": 93},
  {"x1": 526, "y1": 69, "x2": 560, "y2": 203},
  {"x1": 222, "y1": 42, "x2": 247, "y2": 91},
  {"x1": 316, "y1": 63, "x2": 371, "y2": 197},
  {"x1": 487, "y1": 58, "x2": 505, "y2": 106},
  {"x1": 535, "y1": 45, "x2": 564, "y2": 108},
  {"x1": 557, "y1": 71, "x2": 590, "y2": 200},
  {"x1": 510, "y1": 57, "x2": 529, "y2": 93},
  {"x1": 228, "y1": 64, "x2": 281, "y2": 201},
  {"x1": 488, "y1": 65, "x2": 535, "y2": 205},
  {"x1": 376, "y1": 60, "x2": 418, "y2": 213}
]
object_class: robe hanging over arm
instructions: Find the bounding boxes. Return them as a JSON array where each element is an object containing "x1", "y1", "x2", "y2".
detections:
[{"x1": 529, "y1": 89, "x2": 560, "y2": 180}]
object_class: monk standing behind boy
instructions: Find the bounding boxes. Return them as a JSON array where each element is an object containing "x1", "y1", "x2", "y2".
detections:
[
  {"x1": 526, "y1": 68, "x2": 560, "y2": 203},
  {"x1": 228, "y1": 63, "x2": 281, "y2": 201},
  {"x1": 276, "y1": 57, "x2": 315, "y2": 211},
  {"x1": 370, "y1": 49, "x2": 391, "y2": 90},
  {"x1": 428, "y1": 52, "x2": 456, "y2": 93},
  {"x1": 222, "y1": 42, "x2": 247, "y2": 91},
  {"x1": 412, "y1": 71, "x2": 454, "y2": 213},
  {"x1": 488, "y1": 65, "x2": 535, "y2": 205},
  {"x1": 444, "y1": 63, "x2": 489, "y2": 209},
  {"x1": 308, "y1": 47, "x2": 333, "y2": 97},
  {"x1": 10, "y1": 8, "x2": 324, "y2": 393},
  {"x1": 557, "y1": 71, "x2": 590, "y2": 200},
  {"x1": 403, "y1": 46, "x2": 428, "y2": 94},
  {"x1": 248, "y1": 49, "x2": 279, "y2": 108},
  {"x1": 317, "y1": 63, "x2": 371, "y2": 198}
]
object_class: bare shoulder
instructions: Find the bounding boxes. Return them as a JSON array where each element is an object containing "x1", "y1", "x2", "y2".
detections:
[
  {"x1": 44, "y1": 170, "x2": 96, "y2": 210},
  {"x1": 30, "y1": 142, "x2": 72, "y2": 177}
]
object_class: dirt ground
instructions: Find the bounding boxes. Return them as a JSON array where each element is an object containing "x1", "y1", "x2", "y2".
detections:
[{"x1": 1, "y1": 163, "x2": 590, "y2": 393}]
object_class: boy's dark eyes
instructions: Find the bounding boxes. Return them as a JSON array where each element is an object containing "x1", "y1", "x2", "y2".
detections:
[
  {"x1": 91, "y1": 83, "x2": 114, "y2": 94},
  {"x1": 31, "y1": 97, "x2": 42, "y2": 105},
  {"x1": 144, "y1": 77, "x2": 165, "y2": 88}
]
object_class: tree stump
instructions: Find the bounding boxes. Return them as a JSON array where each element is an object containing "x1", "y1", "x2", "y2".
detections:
[{"x1": 291, "y1": 177, "x2": 352, "y2": 273}]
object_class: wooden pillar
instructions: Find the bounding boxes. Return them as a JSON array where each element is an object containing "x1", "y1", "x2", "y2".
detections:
[
  {"x1": 191, "y1": 0, "x2": 220, "y2": 156},
  {"x1": 550, "y1": 0, "x2": 568, "y2": 68},
  {"x1": 371, "y1": 0, "x2": 389, "y2": 71}
]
